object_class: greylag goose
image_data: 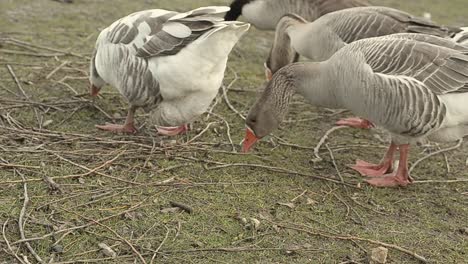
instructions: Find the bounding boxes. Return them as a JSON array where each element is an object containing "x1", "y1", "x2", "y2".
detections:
[
  {"x1": 89, "y1": 7, "x2": 250, "y2": 135},
  {"x1": 266, "y1": 6, "x2": 463, "y2": 76},
  {"x1": 224, "y1": 0, "x2": 369, "y2": 30},
  {"x1": 243, "y1": 34, "x2": 468, "y2": 187},
  {"x1": 265, "y1": 6, "x2": 462, "y2": 128}
]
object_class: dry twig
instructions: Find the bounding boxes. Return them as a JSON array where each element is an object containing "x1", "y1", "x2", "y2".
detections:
[
  {"x1": 17, "y1": 170, "x2": 45, "y2": 263},
  {"x1": 311, "y1": 126, "x2": 348, "y2": 163},
  {"x1": 150, "y1": 225, "x2": 170, "y2": 264},
  {"x1": 46, "y1": 61, "x2": 69, "y2": 79},
  {"x1": 2, "y1": 219, "x2": 27, "y2": 264},
  {"x1": 409, "y1": 139, "x2": 463, "y2": 174}
]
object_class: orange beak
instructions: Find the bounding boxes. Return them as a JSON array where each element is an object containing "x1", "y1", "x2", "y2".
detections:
[
  {"x1": 90, "y1": 84, "x2": 100, "y2": 97},
  {"x1": 242, "y1": 127, "x2": 259, "y2": 153}
]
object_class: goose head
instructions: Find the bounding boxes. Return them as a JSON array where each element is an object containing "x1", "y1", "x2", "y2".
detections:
[
  {"x1": 264, "y1": 14, "x2": 306, "y2": 81},
  {"x1": 243, "y1": 67, "x2": 296, "y2": 152},
  {"x1": 89, "y1": 50, "x2": 105, "y2": 97},
  {"x1": 224, "y1": 0, "x2": 253, "y2": 21},
  {"x1": 243, "y1": 62, "x2": 325, "y2": 152}
]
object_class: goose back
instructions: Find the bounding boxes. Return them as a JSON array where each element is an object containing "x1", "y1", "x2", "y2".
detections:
[
  {"x1": 225, "y1": 0, "x2": 369, "y2": 30},
  {"x1": 291, "y1": 6, "x2": 460, "y2": 60},
  {"x1": 327, "y1": 37, "x2": 468, "y2": 138},
  {"x1": 91, "y1": 7, "x2": 232, "y2": 111}
]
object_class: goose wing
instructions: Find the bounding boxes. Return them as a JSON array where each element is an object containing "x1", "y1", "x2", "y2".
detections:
[
  {"x1": 103, "y1": 6, "x2": 230, "y2": 58},
  {"x1": 350, "y1": 36, "x2": 468, "y2": 94},
  {"x1": 320, "y1": 6, "x2": 459, "y2": 43}
]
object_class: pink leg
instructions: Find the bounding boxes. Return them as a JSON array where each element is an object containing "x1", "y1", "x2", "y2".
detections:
[
  {"x1": 96, "y1": 106, "x2": 137, "y2": 134},
  {"x1": 336, "y1": 117, "x2": 374, "y2": 129},
  {"x1": 351, "y1": 143, "x2": 397, "y2": 177},
  {"x1": 366, "y1": 144, "x2": 413, "y2": 187},
  {"x1": 156, "y1": 124, "x2": 189, "y2": 136}
]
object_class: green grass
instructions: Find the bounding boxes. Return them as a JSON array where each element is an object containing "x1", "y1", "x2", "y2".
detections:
[{"x1": 0, "y1": 0, "x2": 467, "y2": 263}]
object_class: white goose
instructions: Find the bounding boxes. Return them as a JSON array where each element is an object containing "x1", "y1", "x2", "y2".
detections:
[
  {"x1": 89, "y1": 6, "x2": 250, "y2": 135},
  {"x1": 243, "y1": 34, "x2": 468, "y2": 187},
  {"x1": 224, "y1": 0, "x2": 369, "y2": 30}
]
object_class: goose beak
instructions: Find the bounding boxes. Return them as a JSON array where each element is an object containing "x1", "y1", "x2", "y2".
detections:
[
  {"x1": 264, "y1": 63, "x2": 273, "y2": 81},
  {"x1": 90, "y1": 84, "x2": 100, "y2": 97},
  {"x1": 242, "y1": 127, "x2": 259, "y2": 153}
]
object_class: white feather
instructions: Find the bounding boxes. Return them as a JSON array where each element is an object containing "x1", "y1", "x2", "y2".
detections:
[{"x1": 162, "y1": 22, "x2": 192, "y2": 38}]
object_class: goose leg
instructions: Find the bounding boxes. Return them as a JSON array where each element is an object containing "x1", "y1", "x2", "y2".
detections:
[
  {"x1": 351, "y1": 142, "x2": 396, "y2": 177},
  {"x1": 366, "y1": 144, "x2": 412, "y2": 187},
  {"x1": 156, "y1": 124, "x2": 189, "y2": 136},
  {"x1": 95, "y1": 106, "x2": 137, "y2": 134},
  {"x1": 336, "y1": 117, "x2": 374, "y2": 129}
]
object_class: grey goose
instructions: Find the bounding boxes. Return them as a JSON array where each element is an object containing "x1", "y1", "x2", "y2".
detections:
[
  {"x1": 243, "y1": 34, "x2": 468, "y2": 187},
  {"x1": 265, "y1": 6, "x2": 464, "y2": 128}
]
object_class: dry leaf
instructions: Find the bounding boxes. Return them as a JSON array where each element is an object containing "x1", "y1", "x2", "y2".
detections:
[
  {"x1": 369, "y1": 246, "x2": 388, "y2": 264},
  {"x1": 42, "y1": 119, "x2": 53, "y2": 128},
  {"x1": 306, "y1": 198, "x2": 316, "y2": 205},
  {"x1": 98, "y1": 243, "x2": 117, "y2": 258},
  {"x1": 160, "y1": 207, "x2": 182, "y2": 214},
  {"x1": 250, "y1": 218, "x2": 260, "y2": 230}
]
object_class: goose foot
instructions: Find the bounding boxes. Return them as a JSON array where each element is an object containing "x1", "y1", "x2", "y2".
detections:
[
  {"x1": 351, "y1": 160, "x2": 393, "y2": 177},
  {"x1": 95, "y1": 123, "x2": 137, "y2": 134},
  {"x1": 336, "y1": 117, "x2": 374, "y2": 129},
  {"x1": 366, "y1": 173, "x2": 412, "y2": 187},
  {"x1": 351, "y1": 142, "x2": 397, "y2": 177},
  {"x1": 156, "y1": 124, "x2": 189, "y2": 136},
  {"x1": 365, "y1": 144, "x2": 412, "y2": 188},
  {"x1": 96, "y1": 106, "x2": 137, "y2": 134}
]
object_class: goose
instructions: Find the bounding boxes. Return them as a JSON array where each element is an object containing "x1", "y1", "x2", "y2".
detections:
[
  {"x1": 266, "y1": 7, "x2": 463, "y2": 77},
  {"x1": 242, "y1": 34, "x2": 468, "y2": 187},
  {"x1": 89, "y1": 6, "x2": 250, "y2": 135},
  {"x1": 224, "y1": 0, "x2": 369, "y2": 30},
  {"x1": 264, "y1": 6, "x2": 463, "y2": 128}
]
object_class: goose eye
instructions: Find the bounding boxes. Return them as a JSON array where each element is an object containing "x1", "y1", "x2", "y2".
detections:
[{"x1": 247, "y1": 117, "x2": 257, "y2": 126}]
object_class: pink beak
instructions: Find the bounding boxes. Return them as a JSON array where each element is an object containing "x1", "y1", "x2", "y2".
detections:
[
  {"x1": 242, "y1": 127, "x2": 259, "y2": 153},
  {"x1": 264, "y1": 63, "x2": 273, "y2": 81},
  {"x1": 90, "y1": 84, "x2": 100, "y2": 97}
]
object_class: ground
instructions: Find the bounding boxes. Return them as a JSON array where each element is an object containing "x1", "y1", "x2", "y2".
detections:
[{"x1": 0, "y1": 0, "x2": 467, "y2": 263}]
